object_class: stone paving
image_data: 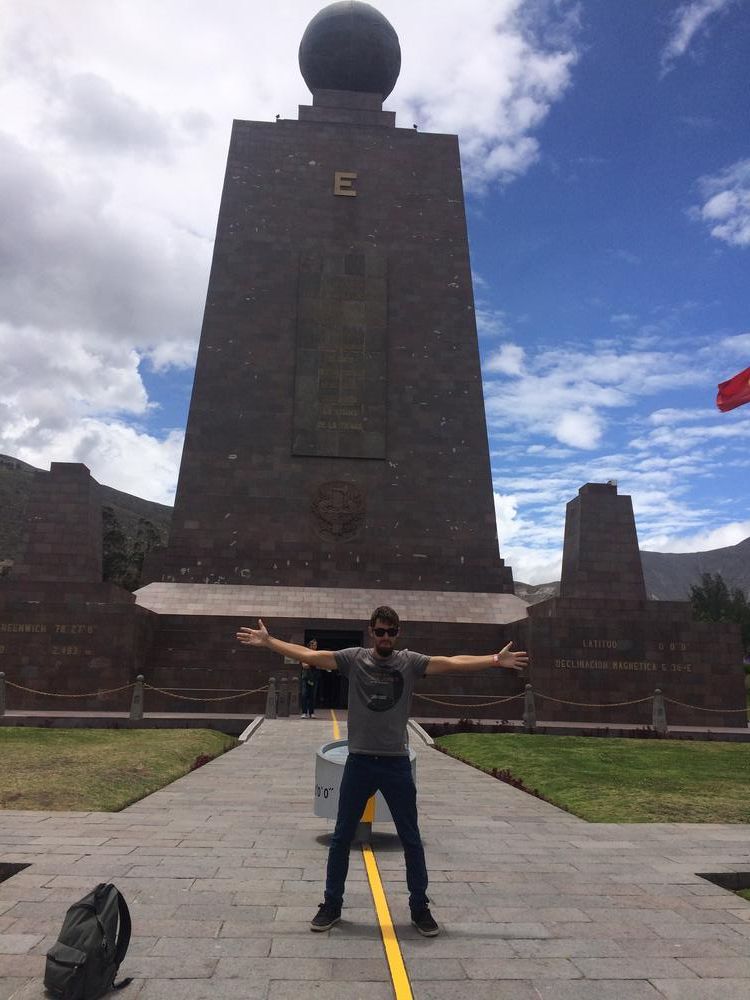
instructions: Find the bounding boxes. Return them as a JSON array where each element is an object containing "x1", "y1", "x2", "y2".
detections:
[{"x1": 1, "y1": 718, "x2": 750, "y2": 999}]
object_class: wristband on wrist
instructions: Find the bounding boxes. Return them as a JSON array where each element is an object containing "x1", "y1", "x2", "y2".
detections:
[{"x1": 492, "y1": 652, "x2": 499, "y2": 664}]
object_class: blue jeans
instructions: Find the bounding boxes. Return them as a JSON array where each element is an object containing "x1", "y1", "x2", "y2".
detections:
[{"x1": 324, "y1": 753, "x2": 429, "y2": 913}]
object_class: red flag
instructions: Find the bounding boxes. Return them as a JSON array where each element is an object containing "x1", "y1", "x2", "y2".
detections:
[{"x1": 716, "y1": 366, "x2": 750, "y2": 412}]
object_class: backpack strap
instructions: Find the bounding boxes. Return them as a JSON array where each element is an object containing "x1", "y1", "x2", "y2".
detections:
[{"x1": 112, "y1": 889, "x2": 132, "y2": 988}]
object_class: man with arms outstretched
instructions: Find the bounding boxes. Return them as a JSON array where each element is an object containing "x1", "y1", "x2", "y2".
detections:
[{"x1": 237, "y1": 605, "x2": 528, "y2": 936}]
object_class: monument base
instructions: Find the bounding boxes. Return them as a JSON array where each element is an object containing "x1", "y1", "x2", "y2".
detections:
[
  {"x1": 0, "y1": 581, "x2": 156, "y2": 712},
  {"x1": 508, "y1": 596, "x2": 747, "y2": 728},
  {"x1": 133, "y1": 582, "x2": 529, "y2": 717}
]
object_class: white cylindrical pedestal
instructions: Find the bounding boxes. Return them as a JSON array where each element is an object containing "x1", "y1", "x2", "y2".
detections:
[{"x1": 314, "y1": 739, "x2": 417, "y2": 823}]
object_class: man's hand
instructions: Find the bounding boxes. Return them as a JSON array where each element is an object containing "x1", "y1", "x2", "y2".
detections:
[
  {"x1": 494, "y1": 641, "x2": 529, "y2": 672},
  {"x1": 236, "y1": 618, "x2": 270, "y2": 647}
]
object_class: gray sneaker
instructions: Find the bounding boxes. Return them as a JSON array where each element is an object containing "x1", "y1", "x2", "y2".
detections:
[
  {"x1": 411, "y1": 906, "x2": 439, "y2": 936},
  {"x1": 310, "y1": 901, "x2": 341, "y2": 932}
]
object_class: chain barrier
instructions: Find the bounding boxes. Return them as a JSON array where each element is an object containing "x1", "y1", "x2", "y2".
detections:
[
  {"x1": 144, "y1": 686, "x2": 260, "y2": 692},
  {"x1": 1, "y1": 680, "x2": 267, "y2": 704},
  {"x1": 414, "y1": 692, "x2": 524, "y2": 708},
  {"x1": 143, "y1": 683, "x2": 269, "y2": 703},
  {"x1": 2, "y1": 676, "x2": 745, "y2": 719},
  {"x1": 534, "y1": 692, "x2": 653, "y2": 709},
  {"x1": 663, "y1": 697, "x2": 748, "y2": 715},
  {"x1": 4, "y1": 680, "x2": 135, "y2": 699}
]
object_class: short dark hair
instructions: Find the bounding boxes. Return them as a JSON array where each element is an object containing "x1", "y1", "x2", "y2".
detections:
[{"x1": 370, "y1": 605, "x2": 400, "y2": 628}]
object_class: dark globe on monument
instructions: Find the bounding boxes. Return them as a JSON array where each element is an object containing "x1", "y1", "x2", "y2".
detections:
[{"x1": 299, "y1": 1, "x2": 401, "y2": 99}]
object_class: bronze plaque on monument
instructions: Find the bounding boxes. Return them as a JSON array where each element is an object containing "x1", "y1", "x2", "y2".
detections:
[{"x1": 292, "y1": 251, "x2": 387, "y2": 459}]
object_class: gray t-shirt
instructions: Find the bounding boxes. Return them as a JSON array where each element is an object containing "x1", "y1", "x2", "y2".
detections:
[{"x1": 334, "y1": 647, "x2": 430, "y2": 756}]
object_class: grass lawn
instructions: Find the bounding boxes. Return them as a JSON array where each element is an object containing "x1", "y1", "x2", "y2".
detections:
[
  {"x1": 435, "y1": 733, "x2": 750, "y2": 824},
  {"x1": 738, "y1": 889, "x2": 750, "y2": 902},
  {"x1": 0, "y1": 728, "x2": 238, "y2": 811}
]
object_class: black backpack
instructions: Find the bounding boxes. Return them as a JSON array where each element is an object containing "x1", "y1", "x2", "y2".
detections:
[{"x1": 44, "y1": 883, "x2": 132, "y2": 1000}]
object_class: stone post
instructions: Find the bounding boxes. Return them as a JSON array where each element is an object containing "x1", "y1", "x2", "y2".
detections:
[
  {"x1": 265, "y1": 676, "x2": 277, "y2": 719},
  {"x1": 522, "y1": 684, "x2": 536, "y2": 733},
  {"x1": 277, "y1": 674, "x2": 290, "y2": 718},
  {"x1": 0, "y1": 673, "x2": 5, "y2": 717},
  {"x1": 652, "y1": 688, "x2": 667, "y2": 735},
  {"x1": 129, "y1": 675, "x2": 144, "y2": 721}
]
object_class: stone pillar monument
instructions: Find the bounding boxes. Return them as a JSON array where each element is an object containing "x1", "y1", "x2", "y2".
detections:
[
  {"x1": 134, "y1": 2, "x2": 528, "y2": 718},
  {"x1": 146, "y1": 1, "x2": 513, "y2": 597},
  {"x1": 0, "y1": 464, "x2": 155, "y2": 712},
  {"x1": 560, "y1": 483, "x2": 646, "y2": 601},
  {"x1": 508, "y1": 483, "x2": 746, "y2": 728},
  {"x1": 12, "y1": 463, "x2": 103, "y2": 583}
]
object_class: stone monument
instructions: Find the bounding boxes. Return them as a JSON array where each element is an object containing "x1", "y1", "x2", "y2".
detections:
[
  {"x1": 146, "y1": 1, "x2": 513, "y2": 596},
  {"x1": 0, "y1": 464, "x2": 154, "y2": 711},
  {"x1": 132, "y1": 0, "x2": 526, "y2": 711},
  {"x1": 508, "y1": 483, "x2": 747, "y2": 728}
]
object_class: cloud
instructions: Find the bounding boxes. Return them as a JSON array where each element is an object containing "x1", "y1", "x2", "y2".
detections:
[
  {"x1": 54, "y1": 73, "x2": 180, "y2": 158},
  {"x1": 0, "y1": 324, "x2": 148, "y2": 425},
  {"x1": 387, "y1": 0, "x2": 581, "y2": 188},
  {"x1": 554, "y1": 409, "x2": 602, "y2": 449},
  {"x1": 692, "y1": 159, "x2": 750, "y2": 247},
  {"x1": 0, "y1": 132, "x2": 208, "y2": 351},
  {"x1": 0, "y1": 320, "x2": 184, "y2": 502},
  {"x1": 9, "y1": 419, "x2": 184, "y2": 507},
  {"x1": 720, "y1": 332, "x2": 750, "y2": 355},
  {"x1": 482, "y1": 340, "x2": 708, "y2": 450},
  {"x1": 494, "y1": 489, "x2": 564, "y2": 584},
  {"x1": 504, "y1": 543, "x2": 563, "y2": 585},
  {"x1": 641, "y1": 520, "x2": 750, "y2": 553},
  {"x1": 648, "y1": 407, "x2": 718, "y2": 425},
  {"x1": 485, "y1": 344, "x2": 525, "y2": 375},
  {"x1": 630, "y1": 415, "x2": 750, "y2": 452},
  {"x1": 660, "y1": 0, "x2": 734, "y2": 74},
  {"x1": 494, "y1": 491, "x2": 521, "y2": 544},
  {"x1": 610, "y1": 313, "x2": 638, "y2": 327},
  {"x1": 476, "y1": 307, "x2": 511, "y2": 339}
]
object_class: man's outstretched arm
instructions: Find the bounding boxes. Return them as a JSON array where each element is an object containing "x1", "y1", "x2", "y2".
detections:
[
  {"x1": 236, "y1": 619, "x2": 338, "y2": 670},
  {"x1": 426, "y1": 642, "x2": 528, "y2": 676}
]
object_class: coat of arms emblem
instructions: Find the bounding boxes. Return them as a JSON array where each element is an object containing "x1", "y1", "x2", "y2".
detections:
[{"x1": 311, "y1": 481, "x2": 366, "y2": 541}]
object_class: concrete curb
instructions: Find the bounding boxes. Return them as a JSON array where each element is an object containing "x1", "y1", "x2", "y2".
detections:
[
  {"x1": 238, "y1": 715, "x2": 264, "y2": 742},
  {"x1": 407, "y1": 717, "x2": 434, "y2": 747}
]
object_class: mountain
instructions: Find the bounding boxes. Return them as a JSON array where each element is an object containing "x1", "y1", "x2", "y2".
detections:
[
  {"x1": 513, "y1": 580, "x2": 560, "y2": 604},
  {"x1": 515, "y1": 536, "x2": 750, "y2": 604},
  {"x1": 640, "y1": 538, "x2": 750, "y2": 600}
]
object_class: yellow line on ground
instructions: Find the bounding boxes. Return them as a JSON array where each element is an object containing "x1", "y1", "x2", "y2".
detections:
[
  {"x1": 362, "y1": 844, "x2": 414, "y2": 1000},
  {"x1": 330, "y1": 708, "x2": 340, "y2": 740}
]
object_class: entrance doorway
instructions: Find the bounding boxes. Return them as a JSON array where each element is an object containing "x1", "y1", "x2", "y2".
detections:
[{"x1": 305, "y1": 629, "x2": 362, "y2": 710}]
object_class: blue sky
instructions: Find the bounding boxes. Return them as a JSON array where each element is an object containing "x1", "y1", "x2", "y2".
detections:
[{"x1": 0, "y1": 0, "x2": 748, "y2": 583}]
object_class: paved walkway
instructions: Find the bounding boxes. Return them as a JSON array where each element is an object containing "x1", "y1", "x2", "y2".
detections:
[{"x1": 1, "y1": 717, "x2": 750, "y2": 999}]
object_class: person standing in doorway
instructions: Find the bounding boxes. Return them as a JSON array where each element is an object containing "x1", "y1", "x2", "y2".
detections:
[
  {"x1": 299, "y1": 638, "x2": 319, "y2": 719},
  {"x1": 237, "y1": 605, "x2": 528, "y2": 937}
]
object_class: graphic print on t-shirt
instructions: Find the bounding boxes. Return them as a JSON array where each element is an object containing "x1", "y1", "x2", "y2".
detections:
[{"x1": 361, "y1": 663, "x2": 404, "y2": 712}]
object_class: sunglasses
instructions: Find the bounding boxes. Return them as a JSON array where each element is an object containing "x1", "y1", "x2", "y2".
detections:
[{"x1": 372, "y1": 627, "x2": 399, "y2": 637}]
